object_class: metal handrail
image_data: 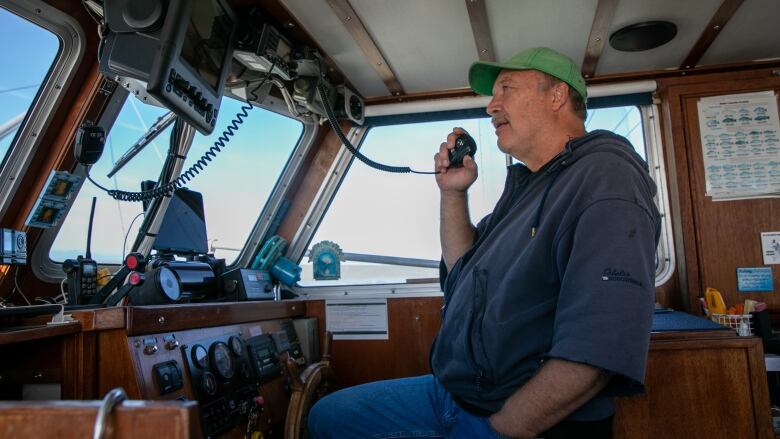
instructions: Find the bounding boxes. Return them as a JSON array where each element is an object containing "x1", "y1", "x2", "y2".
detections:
[{"x1": 93, "y1": 387, "x2": 127, "y2": 439}]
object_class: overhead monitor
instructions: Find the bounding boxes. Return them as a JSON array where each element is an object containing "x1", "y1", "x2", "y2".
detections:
[{"x1": 100, "y1": 0, "x2": 237, "y2": 134}]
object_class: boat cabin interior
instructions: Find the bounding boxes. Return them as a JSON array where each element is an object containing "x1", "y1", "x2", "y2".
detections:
[{"x1": 1, "y1": 0, "x2": 779, "y2": 437}]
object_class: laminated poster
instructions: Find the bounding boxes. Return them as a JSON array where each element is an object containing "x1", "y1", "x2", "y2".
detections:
[
  {"x1": 697, "y1": 91, "x2": 780, "y2": 200},
  {"x1": 325, "y1": 298, "x2": 389, "y2": 340}
]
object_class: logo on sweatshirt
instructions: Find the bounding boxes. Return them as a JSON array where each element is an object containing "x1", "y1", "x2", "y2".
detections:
[{"x1": 601, "y1": 268, "x2": 643, "y2": 286}]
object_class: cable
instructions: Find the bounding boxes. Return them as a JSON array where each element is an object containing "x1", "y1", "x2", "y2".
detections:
[
  {"x1": 316, "y1": 82, "x2": 439, "y2": 175},
  {"x1": 13, "y1": 267, "x2": 31, "y2": 306},
  {"x1": 0, "y1": 84, "x2": 41, "y2": 95},
  {"x1": 60, "y1": 278, "x2": 68, "y2": 304},
  {"x1": 87, "y1": 67, "x2": 276, "y2": 203},
  {"x1": 122, "y1": 212, "x2": 145, "y2": 257}
]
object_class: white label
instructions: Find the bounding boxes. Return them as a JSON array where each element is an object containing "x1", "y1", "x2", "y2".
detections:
[
  {"x1": 761, "y1": 232, "x2": 780, "y2": 264},
  {"x1": 326, "y1": 299, "x2": 389, "y2": 340}
]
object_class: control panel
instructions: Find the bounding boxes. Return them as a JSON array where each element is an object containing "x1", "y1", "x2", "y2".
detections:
[
  {"x1": 133, "y1": 317, "x2": 318, "y2": 438},
  {"x1": 183, "y1": 334, "x2": 259, "y2": 437},
  {"x1": 245, "y1": 334, "x2": 282, "y2": 384},
  {"x1": 164, "y1": 68, "x2": 219, "y2": 131}
]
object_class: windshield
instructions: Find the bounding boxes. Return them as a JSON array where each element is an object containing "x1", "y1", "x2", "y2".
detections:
[{"x1": 50, "y1": 96, "x2": 303, "y2": 265}]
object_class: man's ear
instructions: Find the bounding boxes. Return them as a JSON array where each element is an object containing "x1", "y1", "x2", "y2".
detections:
[{"x1": 551, "y1": 82, "x2": 569, "y2": 112}]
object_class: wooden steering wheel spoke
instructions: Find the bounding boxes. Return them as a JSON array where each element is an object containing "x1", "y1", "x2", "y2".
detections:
[{"x1": 284, "y1": 332, "x2": 336, "y2": 439}]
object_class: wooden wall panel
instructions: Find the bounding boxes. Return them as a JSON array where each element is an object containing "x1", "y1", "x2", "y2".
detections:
[
  {"x1": 61, "y1": 332, "x2": 98, "y2": 399},
  {"x1": 98, "y1": 329, "x2": 143, "y2": 399},
  {"x1": 277, "y1": 121, "x2": 352, "y2": 243},
  {"x1": 0, "y1": 324, "x2": 100, "y2": 400},
  {"x1": 658, "y1": 68, "x2": 780, "y2": 314},
  {"x1": 125, "y1": 300, "x2": 305, "y2": 335},
  {"x1": 305, "y1": 297, "x2": 442, "y2": 387},
  {"x1": 614, "y1": 335, "x2": 772, "y2": 439}
]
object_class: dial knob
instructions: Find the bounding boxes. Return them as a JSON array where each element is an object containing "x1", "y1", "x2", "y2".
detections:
[{"x1": 122, "y1": 0, "x2": 164, "y2": 31}]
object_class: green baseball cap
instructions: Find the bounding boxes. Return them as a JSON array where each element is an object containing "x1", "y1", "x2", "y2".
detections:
[{"x1": 469, "y1": 47, "x2": 587, "y2": 101}]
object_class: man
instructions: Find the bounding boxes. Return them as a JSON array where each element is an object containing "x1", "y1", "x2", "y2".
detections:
[{"x1": 308, "y1": 47, "x2": 660, "y2": 439}]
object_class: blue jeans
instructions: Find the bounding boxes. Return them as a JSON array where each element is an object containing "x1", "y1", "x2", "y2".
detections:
[{"x1": 307, "y1": 375, "x2": 509, "y2": 439}]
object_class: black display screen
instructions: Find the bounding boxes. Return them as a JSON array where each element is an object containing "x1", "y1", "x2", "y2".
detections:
[
  {"x1": 257, "y1": 348, "x2": 270, "y2": 357},
  {"x1": 152, "y1": 188, "x2": 208, "y2": 255},
  {"x1": 82, "y1": 263, "x2": 97, "y2": 276},
  {"x1": 180, "y1": 0, "x2": 233, "y2": 92},
  {"x1": 3, "y1": 230, "x2": 12, "y2": 252}
]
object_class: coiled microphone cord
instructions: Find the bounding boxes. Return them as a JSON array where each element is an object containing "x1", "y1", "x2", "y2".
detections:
[{"x1": 87, "y1": 69, "x2": 275, "y2": 202}]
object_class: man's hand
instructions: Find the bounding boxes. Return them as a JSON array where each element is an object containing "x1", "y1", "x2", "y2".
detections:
[
  {"x1": 435, "y1": 127, "x2": 478, "y2": 193},
  {"x1": 488, "y1": 359, "x2": 612, "y2": 438},
  {"x1": 437, "y1": 128, "x2": 479, "y2": 269}
]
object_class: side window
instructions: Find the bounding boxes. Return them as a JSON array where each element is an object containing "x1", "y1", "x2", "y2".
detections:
[
  {"x1": 301, "y1": 118, "x2": 504, "y2": 286},
  {"x1": 50, "y1": 96, "x2": 303, "y2": 265},
  {"x1": 301, "y1": 105, "x2": 670, "y2": 287},
  {"x1": 0, "y1": 7, "x2": 60, "y2": 167},
  {"x1": 585, "y1": 106, "x2": 646, "y2": 160}
]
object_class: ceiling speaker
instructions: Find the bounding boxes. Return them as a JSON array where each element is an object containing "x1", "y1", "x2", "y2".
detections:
[{"x1": 610, "y1": 21, "x2": 677, "y2": 52}]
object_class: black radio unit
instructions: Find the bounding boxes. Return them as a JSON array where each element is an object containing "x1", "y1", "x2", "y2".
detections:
[
  {"x1": 222, "y1": 268, "x2": 274, "y2": 301},
  {"x1": 101, "y1": 0, "x2": 238, "y2": 134}
]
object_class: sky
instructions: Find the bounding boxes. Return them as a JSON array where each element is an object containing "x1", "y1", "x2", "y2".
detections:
[
  {"x1": 0, "y1": 7, "x2": 59, "y2": 160},
  {"x1": 1, "y1": 5, "x2": 647, "y2": 284}
]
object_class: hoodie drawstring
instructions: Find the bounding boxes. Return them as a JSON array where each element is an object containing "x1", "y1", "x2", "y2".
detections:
[{"x1": 530, "y1": 151, "x2": 570, "y2": 237}]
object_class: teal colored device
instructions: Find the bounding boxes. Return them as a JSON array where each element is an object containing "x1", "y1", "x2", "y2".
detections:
[{"x1": 251, "y1": 235, "x2": 302, "y2": 287}]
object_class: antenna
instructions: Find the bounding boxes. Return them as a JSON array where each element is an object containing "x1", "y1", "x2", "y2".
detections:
[{"x1": 86, "y1": 196, "x2": 96, "y2": 259}]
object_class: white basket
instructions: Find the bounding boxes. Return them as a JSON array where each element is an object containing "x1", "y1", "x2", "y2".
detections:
[{"x1": 711, "y1": 313, "x2": 753, "y2": 336}]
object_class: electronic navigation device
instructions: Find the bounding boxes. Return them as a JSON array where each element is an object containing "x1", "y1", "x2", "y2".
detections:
[
  {"x1": 101, "y1": 0, "x2": 238, "y2": 134},
  {"x1": 152, "y1": 188, "x2": 208, "y2": 255}
]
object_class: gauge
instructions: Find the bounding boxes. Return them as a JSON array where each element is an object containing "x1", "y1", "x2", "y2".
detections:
[
  {"x1": 157, "y1": 266, "x2": 182, "y2": 302},
  {"x1": 209, "y1": 342, "x2": 235, "y2": 380},
  {"x1": 201, "y1": 371, "x2": 217, "y2": 396},
  {"x1": 228, "y1": 336, "x2": 244, "y2": 357},
  {"x1": 191, "y1": 344, "x2": 209, "y2": 369}
]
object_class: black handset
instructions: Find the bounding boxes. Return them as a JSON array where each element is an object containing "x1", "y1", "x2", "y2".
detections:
[
  {"x1": 448, "y1": 133, "x2": 477, "y2": 167},
  {"x1": 63, "y1": 196, "x2": 99, "y2": 305},
  {"x1": 64, "y1": 256, "x2": 98, "y2": 304}
]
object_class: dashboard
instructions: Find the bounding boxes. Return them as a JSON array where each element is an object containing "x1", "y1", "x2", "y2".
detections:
[{"x1": 124, "y1": 315, "x2": 316, "y2": 438}]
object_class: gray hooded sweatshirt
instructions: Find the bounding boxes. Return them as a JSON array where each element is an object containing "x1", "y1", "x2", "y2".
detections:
[{"x1": 431, "y1": 130, "x2": 661, "y2": 421}]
